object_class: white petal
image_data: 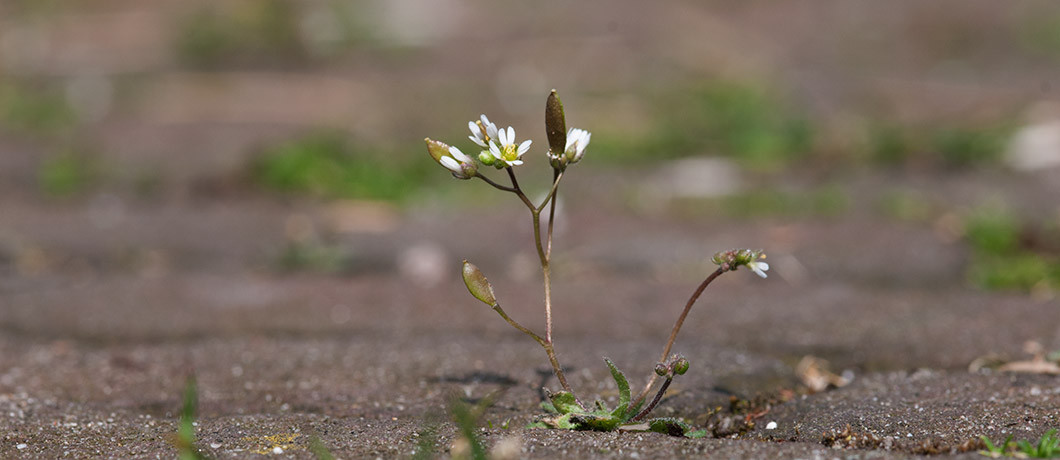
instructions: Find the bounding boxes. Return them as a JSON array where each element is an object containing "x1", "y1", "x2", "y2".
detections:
[
  {"x1": 517, "y1": 140, "x2": 532, "y2": 156},
  {"x1": 505, "y1": 126, "x2": 515, "y2": 145},
  {"x1": 480, "y1": 114, "x2": 490, "y2": 126},
  {"x1": 750, "y1": 261, "x2": 769, "y2": 278},
  {"x1": 439, "y1": 156, "x2": 461, "y2": 173},
  {"x1": 470, "y1": 135, "x2": 487, "y2": 147},
  {"x1": 489, "y1": 142, "x2": 503, "y2": 160},
  {"x1": 509, "y1": 159, "x2": 524, "y2": 166},
  {"x1": 486, "y1": 123, "x2": 499, "y2": 140},
  {"x1": 468, "y1": 121, "x2": 479, "y2": 135},
  {"x1": 449, "y1": 146, "x2": 470, "y2": 162}
]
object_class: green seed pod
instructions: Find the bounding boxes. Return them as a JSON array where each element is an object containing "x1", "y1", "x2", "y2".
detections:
[
  {"x1": 545, "y1": 90, "x2": 567, "y2": 158},
  {"x1": 425, "y1": 138, "x2": 450, "y2": 164},
  {"x1": 462, "y1": 260, "x2": 498, "y2": 308}
]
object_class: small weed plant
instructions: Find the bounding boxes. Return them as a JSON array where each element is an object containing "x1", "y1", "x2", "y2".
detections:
[
  {"x1": 424, "y1": 90, "x2": 768, "y2": 436},
  {"x1": 981, "y1": 429, "x2": 1060, "y2": 458}
]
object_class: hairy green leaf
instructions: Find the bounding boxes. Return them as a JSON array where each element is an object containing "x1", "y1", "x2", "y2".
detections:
[
  {"x1": 548, "y1": 391, "x2": 582, "y2": 415},
  {"x1": 604, "y1": 358, "x2": 631, "y2": 420},
  {"x1": 647, "y1": 417, "x2": 691, "y2": 437},
  {"x1": 570, "y1": 413, "x2": 622, "y2": 432}
]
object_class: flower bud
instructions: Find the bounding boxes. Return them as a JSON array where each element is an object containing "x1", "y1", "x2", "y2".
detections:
[
  {"x1": 673, "y1": 357, "x2": 689, "y2": 375},
  {"x1": 478, "y1": 151, "x2": 496, "y2": 166},
  {"x1": 462, "y1": 260, "x2": 498, "y2": 308},
  {"x1": 654, "y1": 363, "x2": 668, "y2": 377},
  {"x1": 545, "y1": 89, "x2": 567, "y2": 157},
  {"x1": 548, "y1": 150, "x2": 568, "y2": 171},
  {"x1": 564, "y1": 128, "x2": 591, "y2": 165},
  {"x1": 711, "y1": 250, "x2": 736, "y2": 270},
  {"x1": 734, "y1": 249, "x2": 758, "y2": 266},
  {"x1": 712, "y1": 248, "x2": 766, "y2": 274},
  {"x1": 426, "y1": 138, "x2": 477, "y2": 179}
]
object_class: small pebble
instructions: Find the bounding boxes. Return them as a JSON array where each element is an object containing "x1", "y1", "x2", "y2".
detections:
[
  {"x1": 765, "y1": 421, "x2": 777, "y2": 430},
  {"x1": 16, "y1": 444, "x2": 27, "y2": 450},
  {"x1": 210, "y1": 443, "x2": 221, "y2": 449},
  {"x1": 272, "y1": 447, "x2": 283, "y2": 454}
]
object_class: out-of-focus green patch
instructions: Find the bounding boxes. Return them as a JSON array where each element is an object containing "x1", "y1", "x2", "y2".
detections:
[
  {"x1": 930, "y1": 126, "x2": 1010, "y2": 168},
  {"x1": 1019, "y1": 12, "x2": 1060, "y2": 60},
  {"x1": 963, "y1": 206, "x2": 1060, "y2": 292},
  {"x1": 174, "y1": 0, "x2": 304, "y2": 68},
  {"x1": 0, "y1": 81, "x2": 76, "y2": 135},
  {"x1": 878, "y1": 189, "x2": 936, "y2": 222},
  {"x1": 596, "y1": 81, "x2": 813, "y2": 171},
  {"x1": 276, "y1": 240, "x2": 345, "y2": 274},
  {"x1": 672, "y1": 184, "x2": 848, "y2": 219},
  {"x1": 864, "y1": 122, "x2": 1011, "y2": 169},
  {"x1": 173, "y1": 0, "x2": 377, "y2": 68},
  {"x1": 250, "y1": 133, "x2": 432, "y2": 202},
  {"x1": 865, "y1": 123, "x2": 911, "y2": 166},
  {"x1": 970, "y1": 253, "x2": 1058, "y2": 292},
  {"x1": 964, "y1": 207, "x2": 1021, "y2": 255},
  {"x1": 3, "y1": 0, "x2": 64, "y2": 16},
  {"x1": 37, "y1": 150, "x2": 99, "y2": 198}
]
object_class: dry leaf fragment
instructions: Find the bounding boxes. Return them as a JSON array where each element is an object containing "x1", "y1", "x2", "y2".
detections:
[{"x1": 795, "y1": 356, "x2": 851, "y2": 393}]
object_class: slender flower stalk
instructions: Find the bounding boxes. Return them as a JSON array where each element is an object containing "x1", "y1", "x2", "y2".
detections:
[{"x1": 630, "y1": 267, "x2": 725, "y2": 412}]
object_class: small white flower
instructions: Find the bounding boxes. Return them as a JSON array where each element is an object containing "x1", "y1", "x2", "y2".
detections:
[
  {"x1": 439, "y1": 146, "x2": 476, "y2": 179},
  {"x1": 489, "y1": 126, "x2": 532, "y2": 167},
  {"x1": 747, "y1": 259, "x2": 769, "y2": 278},
  {"x1": 468, "y1": 114, "x2": 499, "y2": 148},
  {"x1": 564, "y1": 128, "x2": 591, "y2": 163}
]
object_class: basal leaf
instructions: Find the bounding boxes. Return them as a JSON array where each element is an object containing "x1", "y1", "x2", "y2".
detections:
[
  {"x1": 686, "y1": 429, "x2": 708, "y2": 439},
  {"x1": 529, "y1": 413, "x2": 576, "y2": 430},
  {"x1": 647, "y1": 417, "x2": 691, "y2": 437},
  {"x1": 548, "y1": 391, "x2": 582, "y2": 415},
  {"x1": 604, "y1": 358, "x2": 631, "y2": 420},
  {"x1": 570, "y1": 413, "x2": 622, "y2": 432},
  {"x1": 539, "y1": 400, "x2": 558, "y2": 414}
]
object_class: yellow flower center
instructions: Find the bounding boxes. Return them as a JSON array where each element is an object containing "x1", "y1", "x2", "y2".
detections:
[{"x1": 501, "y1": 144, "x2": 518, "y2": 162}]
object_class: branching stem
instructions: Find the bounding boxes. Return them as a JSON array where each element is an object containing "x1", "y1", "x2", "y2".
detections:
[{"x1": 479, "y1": 166, "x2": 576, "y2": 402}]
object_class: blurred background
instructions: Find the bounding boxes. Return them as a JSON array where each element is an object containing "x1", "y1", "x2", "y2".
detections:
[{"x1": 2, "y1": 0, "x2": 1060, "y2": 337}]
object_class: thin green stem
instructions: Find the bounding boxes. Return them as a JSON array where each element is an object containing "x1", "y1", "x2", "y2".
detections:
[
  {"x1": 543, "y1": 170, "x2": 562, "y2": 259},
  {"x1": 536, "y1": 170, "x2": 564, "y2": 213},
  {"x1": 501, "y1": 166, "x2": 576, "y2": 401},
  {"x1": 474, "y1": 172, "x2": 517, "y2": 193},
  {"x1": 629, "y1": 267, "x2": 726, "y2": 412},
  {"x1": 506, "y1": 167, "x2": 536, "y2": 212},
  {"x1": 492, "y1": 305, "x2": 545, "y2": 347}
]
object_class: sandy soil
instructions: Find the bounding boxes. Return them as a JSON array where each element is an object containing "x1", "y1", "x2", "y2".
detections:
[{"x1": 2, "y1": 168, "x2": 1060, "y2": 459}]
